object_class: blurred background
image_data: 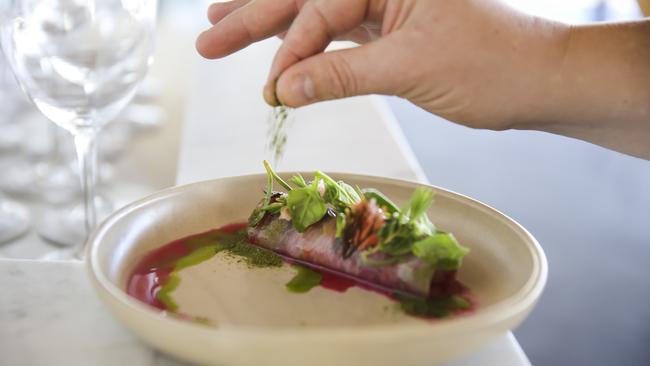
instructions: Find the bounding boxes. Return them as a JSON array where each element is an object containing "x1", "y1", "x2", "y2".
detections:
[{"x1": 0, "y1": 0, "x2": 648, "y2": 365}]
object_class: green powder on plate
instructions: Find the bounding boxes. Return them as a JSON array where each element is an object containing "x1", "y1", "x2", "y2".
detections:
[{"x1": 225, "y1": 237, "x2": 283, "y2": 268}]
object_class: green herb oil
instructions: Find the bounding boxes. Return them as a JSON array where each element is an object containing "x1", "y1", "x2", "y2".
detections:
[
  {"x1": 155, "y1": 229, "x2": 283, "y2": 310},
  {"x1": 285, "y1": 264, "x2": 323, "y2": 293},
  {"x1": 396, "y1": 294, "x2": 471, "y2": 318}
]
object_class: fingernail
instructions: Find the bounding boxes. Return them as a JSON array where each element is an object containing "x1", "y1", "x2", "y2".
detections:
[{"x1": 300, "y1": 74, "x2": 315, "y2": 102}]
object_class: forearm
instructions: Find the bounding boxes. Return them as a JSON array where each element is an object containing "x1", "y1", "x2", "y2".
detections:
[{"x1": 520, "y1": 20, "x2": 650, "y2": 158}]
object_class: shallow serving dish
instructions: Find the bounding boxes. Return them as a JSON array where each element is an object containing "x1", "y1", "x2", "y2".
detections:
[{"x1": 87, "y1": 173, "x2": 547, "y2": 366}]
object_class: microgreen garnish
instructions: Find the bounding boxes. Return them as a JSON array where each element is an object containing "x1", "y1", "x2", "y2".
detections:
[
  {"x1": 264, "y1": 160, "x2": 291, "y2": 191},
  {"x1": 286, "y1": 179, "x2": 328, "y2": 232},
  {"x1": 362, "y1": 188, "x2": 400, "y2": 214},
  {"x1": 411, "y1": 232, "x2": 469, "y2": 270},
  {"x1": 251, "y1": 162, "x2": 469, "y2": 272}
]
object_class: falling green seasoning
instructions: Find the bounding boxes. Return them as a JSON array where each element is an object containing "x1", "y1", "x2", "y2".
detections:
[{"x1": 267, "y1": 105, "x2": 293, "y2": 166}]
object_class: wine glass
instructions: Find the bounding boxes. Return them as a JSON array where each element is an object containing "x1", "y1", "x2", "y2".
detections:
[{"x1": 0, "y1": 0, "x2": 157, "y2": 255}]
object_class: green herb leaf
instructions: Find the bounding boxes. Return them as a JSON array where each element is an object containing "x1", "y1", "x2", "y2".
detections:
[
  {"x1": 248, "y1": 208, "x2": 265, "y2": 227},
  {"x1": 335, "y1": 213, "x2": 346, "y2": 238},
  {"x1": 405, "y1": 188, "x2": 436, "y2": 237},
  {"x1": 286, "y1": 184, "x2": 327, "y2": 232},
  {"x1": 406, "y1": 187, "x2": 435, "y2": 221},
  {"x1": 359, "y1": 249, "x2": 402, "y2": 267},
  {"x1": 264, "y1": 160, "x2": 292, "y2": 191},
  {"x1": 259, "y1": 202, "x2": 284, "y2": 213},
  {"x1": 248, "y1": 166, "x2": 276, "y2": 226},
  {"x1": 321, "y1": 180, "x2": 340, "y2": 204},
  {"x1": 290, "y1": 174, "x2": 307, "y2": 188},
  {"x1": 411, "y1": 233, "x2": 469, "y2": 270},
  {"x1": 377, "y1": 235, "x2": 415, "y2": 256},
  {"x1": 412, "y1": 214, "x2": 436, "y2": 237},
  {"x1": 376, "y1": 217, "x2": 420, "y2": 256},
  {"x1": 314, "y1": 171, "x2": 360, "y2": 209},
  {"x1": 338, "y1": 181, "x2": 361, "y2": 204},
  {"x1": 363, "y1": 189, "x2": 400, "y2": 214},
  {"x1": 285, "y1": 265, "x2": 323, "y2": 293}
]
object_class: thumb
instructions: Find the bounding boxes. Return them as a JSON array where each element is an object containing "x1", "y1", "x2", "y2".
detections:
[{"x1": 272, "y1": 38, "x2": 401, "y2": 107}]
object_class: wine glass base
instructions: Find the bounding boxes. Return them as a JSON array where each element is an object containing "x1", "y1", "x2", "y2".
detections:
[
  {"x1": 0, "y1": 199, "x2": 31, "y2": 244},
  {"x1": 35, "y1": 196, "x2": 114, "y2": 247}
]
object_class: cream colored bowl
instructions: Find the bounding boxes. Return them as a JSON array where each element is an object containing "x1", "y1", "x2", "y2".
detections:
[{"x1": 87, "y1": 173, "x2": 546, "y2": 366}]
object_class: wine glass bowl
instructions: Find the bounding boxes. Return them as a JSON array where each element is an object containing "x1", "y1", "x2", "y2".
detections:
[
  {"x1": 1, "y1": 0, "x2": 157, "y2": 254},
  {"x1": 1, "y1": 0, "x2": 157, "y2": 133}
]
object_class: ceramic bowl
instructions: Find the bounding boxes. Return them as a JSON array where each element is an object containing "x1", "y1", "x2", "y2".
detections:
[{"x1": 87, "y1": 173, "x2": 547, "y2": 366}]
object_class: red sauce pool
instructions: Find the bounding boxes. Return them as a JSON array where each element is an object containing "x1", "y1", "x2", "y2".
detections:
[
  {"x1": 127, "y1": 222, "x2": 246, "y2": 311},
  {"x1": 126, "y1": 222, "x2": 473, "y2": 318}
]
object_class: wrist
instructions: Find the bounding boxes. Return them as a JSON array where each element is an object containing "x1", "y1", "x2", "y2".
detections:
[
  {"x1": 508, "y1": 18, "x2": 573, "y2": 131},
  {"x1": 511, "y1": 19, "x2": 650, "y2": 158}
]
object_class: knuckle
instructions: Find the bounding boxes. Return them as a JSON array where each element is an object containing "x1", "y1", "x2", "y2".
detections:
[
  {"x1": 309, "y1": 1, "x2": 334, "y2": 40},
  {"x1": 240, "y1": 9, "x2": 259, "y2": 41},
  {"x1": 325, "y1": 53, "x2": 358, "y2": 98}
]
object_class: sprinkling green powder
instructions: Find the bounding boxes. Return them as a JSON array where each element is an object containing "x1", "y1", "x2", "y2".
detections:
[{"x1": 267, "y1": 105, "x2": 293, "y2": 166}]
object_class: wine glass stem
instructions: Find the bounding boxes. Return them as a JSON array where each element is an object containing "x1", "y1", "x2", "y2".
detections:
[{"x1": 73, "y1": 127, "x2": 98, "y2": 244}]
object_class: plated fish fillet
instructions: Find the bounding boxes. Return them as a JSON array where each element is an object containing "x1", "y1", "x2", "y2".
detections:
[{"x1": 246, "y1": 161, "x2": 469, "y2": 299}]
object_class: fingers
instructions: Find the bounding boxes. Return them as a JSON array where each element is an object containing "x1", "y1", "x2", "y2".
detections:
[
  {"x1": 207, "y1": 0, "x2": 251, "y2": 25},
  {"x1": 273, "y1": 37, "x2": 402, "y2": 107},
  {"x1": 266, "y1": 0, "x2": 369, "y2": 83},
  {"x1": 336, "y1": 26, "x2": 376, "y2": 43},
  {"x1": 197, "y1": 0, "x2": 302, "y2": 59},
  {"x1": 263, "y1": 0, "x2": 372, "y2": 103},
  {"x1": 198, "y1": 0, "x2": 391, "y2": 107}
]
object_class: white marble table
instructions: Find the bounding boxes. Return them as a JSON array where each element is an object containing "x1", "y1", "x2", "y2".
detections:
[
  {"x1": 0, "y1": 14, "x2": 531, "y2": 366},
  {"x1": 0, "y1": 260, "x2": 529, "y2": 366}
]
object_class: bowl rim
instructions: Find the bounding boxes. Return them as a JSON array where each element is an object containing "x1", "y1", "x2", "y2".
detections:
[{"x1": 87, "y1": 172, "x2": 547, "y2": 342}]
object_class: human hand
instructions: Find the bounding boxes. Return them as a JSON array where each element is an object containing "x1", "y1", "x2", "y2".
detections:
[
  {"x1": 196, "y1": 0, "x2": 569, "y2": 131},
  {"x1": 197, "y1": 1, "x2": 650, "y2": 159}
]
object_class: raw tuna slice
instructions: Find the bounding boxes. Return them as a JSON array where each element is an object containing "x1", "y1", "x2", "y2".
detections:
[{"x1": 247, "y1": 213, "x2": 450, "y2": 297}]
